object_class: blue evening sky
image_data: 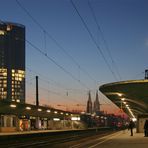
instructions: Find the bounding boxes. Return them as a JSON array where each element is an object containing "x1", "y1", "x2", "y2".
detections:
[{"x1": 0, "y1": 0, "x2": 148, "y2": 113}]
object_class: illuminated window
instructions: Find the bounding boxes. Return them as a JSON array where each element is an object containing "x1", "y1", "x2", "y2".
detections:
[
  {"x1": 7, "y1": 25, "x2": 12, "y2": 31},
  {"x1": 0, "y1": 68, "x2": 25, "y2": 100},
  {"x1": 3, "y1": 92, "x2": 7, "y2": 95},
  {"x1": 3, "y1": 73, "x2": 7, "y2": 76},
  {"x1": 0, "y1": 30, "x2": 5, "y2": 35},
  {"x1": 3, "y1": 80, "x2": 7, "y2": 83},
  {"x1": 18, "y1": 78, "x2": 22, "y2": 81},
  {"x1": 3, "y1": 84, "x2": 6, "y2": 87},
  {"x1": 0, "y1": 68, "x2": 7, "y2": 99}
]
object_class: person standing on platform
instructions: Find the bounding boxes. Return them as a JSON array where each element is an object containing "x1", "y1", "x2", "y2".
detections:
[
  {"x1": 128, "y1": 120, "x2": 135, "y2": 136},
  {"x1": 144, "y1": 120, "x2": 148, "y2": 137}
]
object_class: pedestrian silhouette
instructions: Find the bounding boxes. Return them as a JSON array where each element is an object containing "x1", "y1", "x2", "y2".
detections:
[
  {"x1": 144, "y1": 120, "x2": 148, "y2": 137},
  {"x1": 128, "y1": 120, "x2": 135, "y2": 136}
]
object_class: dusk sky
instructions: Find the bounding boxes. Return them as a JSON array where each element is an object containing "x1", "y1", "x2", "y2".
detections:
[{"x1": 0, "y1": 0, "x2": 148, "y2": 114}]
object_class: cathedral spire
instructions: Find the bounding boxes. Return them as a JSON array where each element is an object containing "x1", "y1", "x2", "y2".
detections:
[
  {"x1": 86, "y1": 91, "x2": 92, "y2": 114},
  {"x1": 94, "y1": 90, "x2": 100, "y2": 113}
]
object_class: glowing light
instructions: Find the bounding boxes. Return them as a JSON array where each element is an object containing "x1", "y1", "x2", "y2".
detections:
[
  {"x1": 18, "y1": 78, "x2": 22, "y2": 81},
  {"x1": 47, "y1": 110, "x2": 51, "y2": 113},
  {"x1": 127, "y1": 107, "x2": 135, "y2": 118},
  {"x1": 3, "y1": 73, "x2": 7, "y2": 76},
  {"x1": 0, "y1": 30, "x2": 5, "y2": 35},
  {"x1": 38, "y1": 108, "x2": 42, "y2": 111},
  {"x1": 10, "y1": 104, "x2": 16, "y2": 108},
  {"x1": 16, "y1": 99, "x2": 20, "y2": 102},
  {"x1": 132, "y1": 118, "x2": 137, "y2": 122},
  {"x1": 7, "y1": 25, "x2": 12, "y2": 31},
  {"x1": 123, "y1": 102, "x2": 126, "y2": 104},
  {"x1": 118, "y1": 93, "x2": 122, "y2": 97},
  {"x1": 71, "y1": 117, "x2": 80, "y2": 121},
  {"x1": 26, "y1": 107, "x2": 31, "y2": 110},
  {"x1": 53, "y1": 118, "x2": 60, "y2": 121}
]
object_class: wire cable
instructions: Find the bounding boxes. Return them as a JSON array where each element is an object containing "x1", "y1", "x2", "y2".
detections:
[
  {"x1": 15, "y1": 0, "x2": 97, "y2": 85},
  {"x1": 70, "y1": 0, "x2": 118, "y2": 81},
  {"x1": 88, "y1": 0, "x2": 122, "y2": 80},
  {"x1": 25, "y1": 39, "x2": 90, "y2": 90}
]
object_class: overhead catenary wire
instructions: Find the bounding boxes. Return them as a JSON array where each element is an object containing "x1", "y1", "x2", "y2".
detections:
[
  {"x1": 15, "y1": 0, "x2": 97, "y2": 85},
  {"x1": 26, "y1": 76, "x2": 35, "y2": 84},
  {"x1": 26, "y1": 71, "x2": 84, "y2": 105},
  {"x1": 133, "y1": 71, "x2": 145, "y2": 79},
  {"x1": 27, "y1": 66, "x2": 88, "y2": 95},
  {"x1": 25, "y1": 39, "x2": 90, "y2": 90},
  {"x1": 87, "y1": 0, "x2": 122, "y2": 80},
  {"x1": 15, "y1": 0, "x2": 105, "y2": 107},
  {"x1": 39, "y1": 85, "x2": 83, "y2": 104},
  {"x1": 70, "y1": 0, "x2": 118, "y2": 81},
  {"x1": 43, "y1": 30, "x2": 47, "y2": 52},
  {"x1": 26, "y1": 67, "x2": 64, "y2": 88},
  {"x1": 14, "y1": 1, "x2": 116, "y2": 109},
  {"x1": 26, "y1": 76, "x2": 85, "y2": 105}
]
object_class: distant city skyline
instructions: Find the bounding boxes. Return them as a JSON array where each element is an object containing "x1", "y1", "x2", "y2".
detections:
[{"x1": 0, "y1": 0, "x2": 148, "y2": 114}]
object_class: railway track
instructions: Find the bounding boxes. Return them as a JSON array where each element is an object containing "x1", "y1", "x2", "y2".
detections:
[{"x1": 0, "y1": 127, "x2": 118, "y2": 147}]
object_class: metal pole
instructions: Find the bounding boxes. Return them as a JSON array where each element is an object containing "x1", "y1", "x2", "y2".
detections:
[
  {"x1": 36, "y1": 76, "x2": 39, "y2": 106},
  {"x1": 145, "y1": 69, "x2": 148, "y2": 79}
]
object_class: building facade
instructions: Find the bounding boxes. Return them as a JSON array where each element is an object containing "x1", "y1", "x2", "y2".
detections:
[{"x1": 0, "y1": 21, "x2": 25, "y2": 103}]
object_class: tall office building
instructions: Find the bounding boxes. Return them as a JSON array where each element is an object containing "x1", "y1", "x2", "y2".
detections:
[
  {"x1": 86, "y1": 91, "x2": 92, "y2": 114},
  {"x1": 0, "y1": 21, "x2": 25, "y2": 103}
]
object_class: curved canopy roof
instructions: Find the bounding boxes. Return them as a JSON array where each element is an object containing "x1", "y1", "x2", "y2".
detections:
[{"x1": 99, "y1": 79, "x2": 148, "y2": 118}]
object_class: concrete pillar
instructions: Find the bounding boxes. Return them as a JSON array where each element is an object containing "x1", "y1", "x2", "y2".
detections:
[{"x1": 35, "y1": 117, "x2": 40, "y2": 129}]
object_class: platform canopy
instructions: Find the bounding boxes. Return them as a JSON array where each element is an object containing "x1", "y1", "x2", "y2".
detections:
[
  {"x1": 0, "y1": 100, "x2": 73, "y2": 119},
  {"x1": 99, "y1": 79, "x2": 148, "y2": 118}
]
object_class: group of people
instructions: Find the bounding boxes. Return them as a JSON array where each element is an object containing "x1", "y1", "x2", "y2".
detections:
[{"x1": 128, "y1": 119, "x2": 148, "y2": 137}]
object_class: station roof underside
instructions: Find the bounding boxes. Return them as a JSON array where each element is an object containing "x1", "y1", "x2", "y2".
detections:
[{"x1": 99, "y1": 79, "x2": 148, "y2": 117}]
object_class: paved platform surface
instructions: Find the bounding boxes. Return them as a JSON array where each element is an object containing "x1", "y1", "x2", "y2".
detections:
[{"x1": 87, "y1": 129, "x2": 148, "y2": 148}]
